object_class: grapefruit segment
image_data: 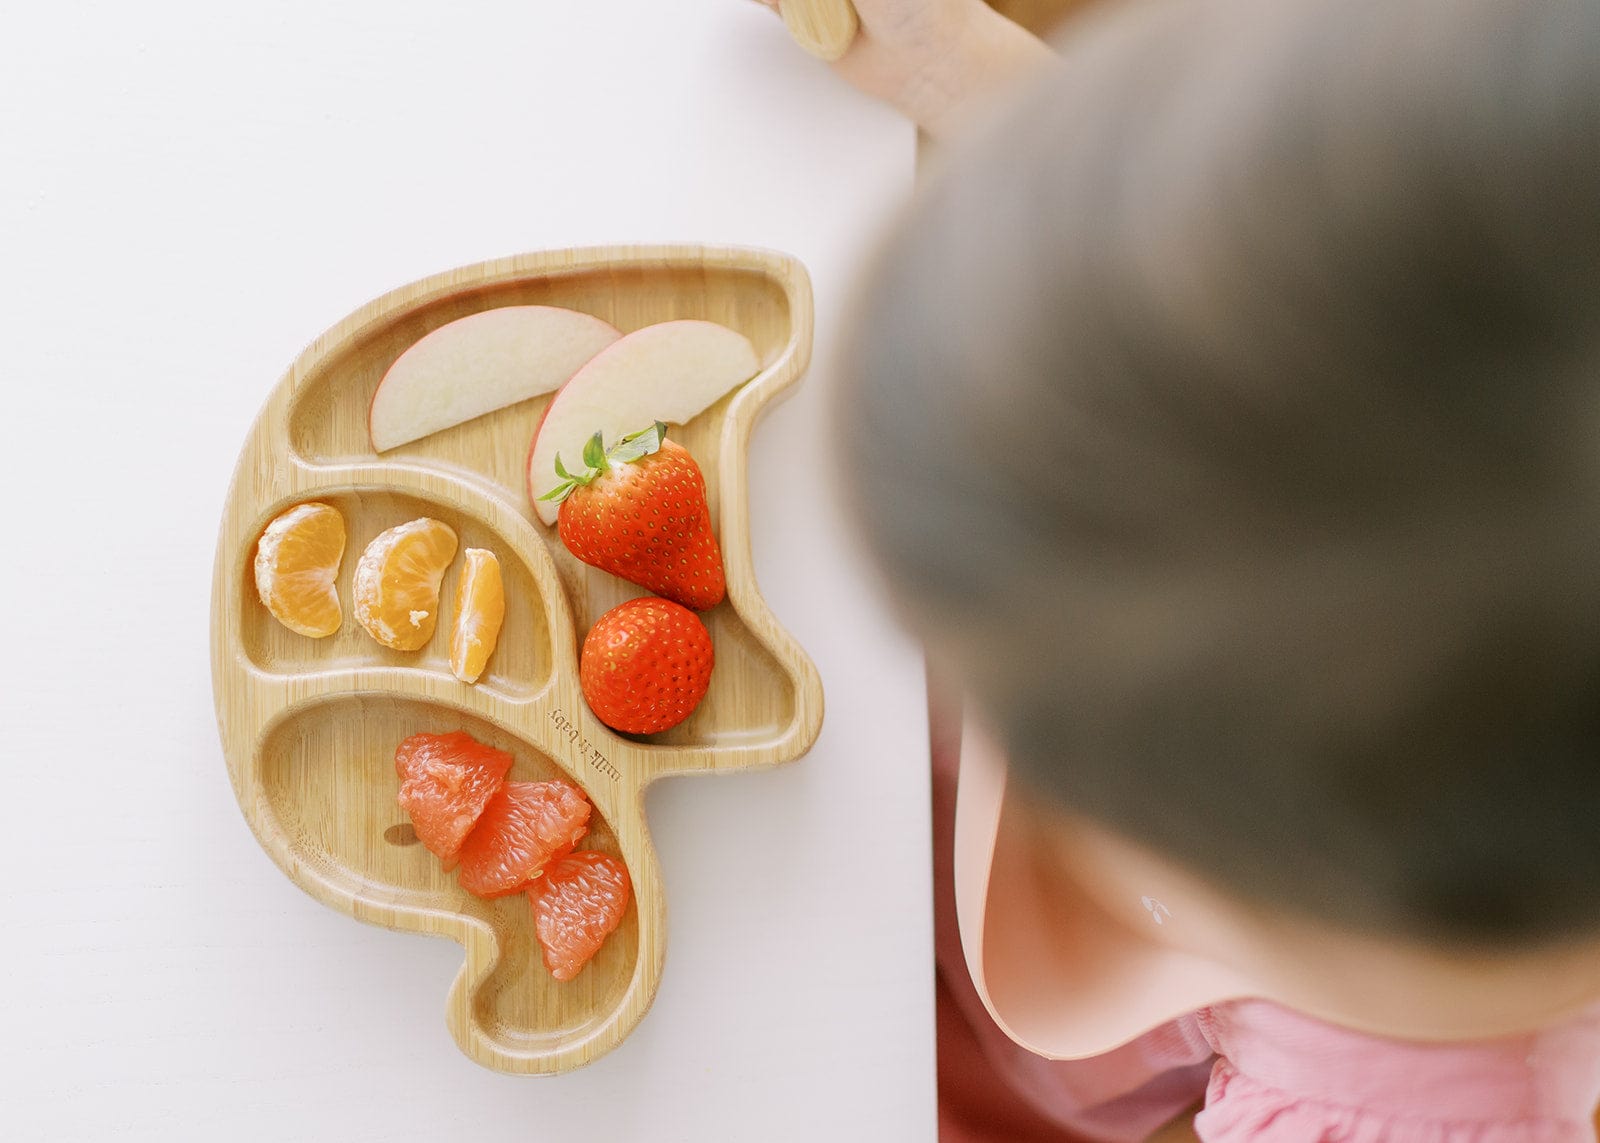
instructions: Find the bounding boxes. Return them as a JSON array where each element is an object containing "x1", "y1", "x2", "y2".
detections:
[
  {"x1": 455, "y1": 780, "x2": 591, "y2": 899},
  {"x1": 393, "y1": 731, "x2": 513, "y2": 865},
  {"x1": 530, "y1": 851, "x2": 632, "y2": 981}
]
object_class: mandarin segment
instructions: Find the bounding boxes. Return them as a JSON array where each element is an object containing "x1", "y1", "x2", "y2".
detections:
[
  {"x1": 449, "y1": 548, "x2": 506, "y2": 684},
  {"x1": 353, "y1": 517, "x2": 458, "y2": 650},
  {"x1": 252, "y1": 501, "x2": 347, "y2": 638},
  {"x1": 530, "y1": 851, "x2": 632, "y2": 982}
]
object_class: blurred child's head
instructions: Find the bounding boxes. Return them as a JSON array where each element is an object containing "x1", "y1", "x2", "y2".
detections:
[{"x1": 836, "y1": 0, "x2": 1600, "y2": 954}]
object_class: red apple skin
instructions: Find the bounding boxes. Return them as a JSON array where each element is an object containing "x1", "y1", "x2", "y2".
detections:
[{"x1": 525, "y1": 397, "x2": 558, "y2": 515}]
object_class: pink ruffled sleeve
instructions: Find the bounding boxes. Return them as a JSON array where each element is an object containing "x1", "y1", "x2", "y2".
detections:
[{"x1": 1193, "y1": 1000, "x2": 1600, "y2": 1143}]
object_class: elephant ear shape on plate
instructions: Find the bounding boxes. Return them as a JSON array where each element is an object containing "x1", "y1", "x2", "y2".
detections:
[{"x1": 210, "y1": 245, "x2": 825, "y2": 1074}]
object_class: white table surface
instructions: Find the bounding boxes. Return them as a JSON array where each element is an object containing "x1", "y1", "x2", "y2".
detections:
[{"x1": 1, "y1": 3, "x2": 934, "y2": 1138}]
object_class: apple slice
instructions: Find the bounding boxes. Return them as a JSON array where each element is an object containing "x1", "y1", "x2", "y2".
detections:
[
  {"x1": 526, "y1": 320, "x2": 761, "y2": 524},
  {"x1": 369, "y1": 305, "x2": 621, "y2": 452}
]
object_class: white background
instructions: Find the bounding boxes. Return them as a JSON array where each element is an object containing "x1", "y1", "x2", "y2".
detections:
[{"x1": 0, "y1": 3, "x2": 933, "y2": 1139}]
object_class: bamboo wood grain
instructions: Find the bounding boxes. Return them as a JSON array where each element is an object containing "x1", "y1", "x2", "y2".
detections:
[
  {"x1": 783, "y1": 0, "x2": 860, "y2": 61},
  {"x1": 210, "y1": 245, "x2": 825, "y2": 1074}
]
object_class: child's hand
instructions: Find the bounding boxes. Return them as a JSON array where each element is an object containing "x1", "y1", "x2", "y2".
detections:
[{"x1": 756, "y1": 0, "x2": 1053, "y2": 137}]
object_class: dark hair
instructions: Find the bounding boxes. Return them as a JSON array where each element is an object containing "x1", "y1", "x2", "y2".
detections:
[{"x1": 836, "y1": 0, "x2": 1600, "y2": 949}]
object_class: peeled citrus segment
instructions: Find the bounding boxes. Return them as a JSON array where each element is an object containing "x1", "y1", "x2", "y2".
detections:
[
  {"x1": 252, "y1": 501, "x2": 347, "y2": 638},
  {"x1": 455, "y1": 780, "x2": 591, "y2": 899},
  {"x1": 449, "y1": 548, "x2": 505, "y2": 683},
  {"x1": 394, "y1": 731, "x2": 513, "y2": 865},
  {"x1": 530, "y1": 850, "x2": 632, "y2": 982},
  {"x1": 353, "y1": 517, "x2": 458, "y2": 650}
]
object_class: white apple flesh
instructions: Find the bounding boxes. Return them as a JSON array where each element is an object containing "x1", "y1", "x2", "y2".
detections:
[
  {"x1": 369, "y1": 305, "x2": 621, "y2": 452},
  {"x1": 526, "y1": 320, "x2": 761, "y2": 524}
]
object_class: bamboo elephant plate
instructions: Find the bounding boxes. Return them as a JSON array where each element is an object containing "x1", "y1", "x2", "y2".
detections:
[{"x1": 210, "y1": 245, "x2": 825, "y2": 1073}]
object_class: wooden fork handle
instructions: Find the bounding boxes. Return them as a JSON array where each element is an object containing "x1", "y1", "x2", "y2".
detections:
[{"x1": 782, "y1": 0, "x2": 860, "y2": 62}]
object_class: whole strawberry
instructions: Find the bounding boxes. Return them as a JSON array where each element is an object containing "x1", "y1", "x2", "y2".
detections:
[
  {"x1": 580, "y1": 596, "x2": 714, "y2": 734},
  {"x1": 540, "y1": 422, "x2": 726, "y2": 610}
]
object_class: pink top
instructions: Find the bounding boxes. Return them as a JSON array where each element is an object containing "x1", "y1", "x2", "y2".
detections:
[{"x1": 929, "y1": 699, "x2": 1600, "y2": 1142}]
